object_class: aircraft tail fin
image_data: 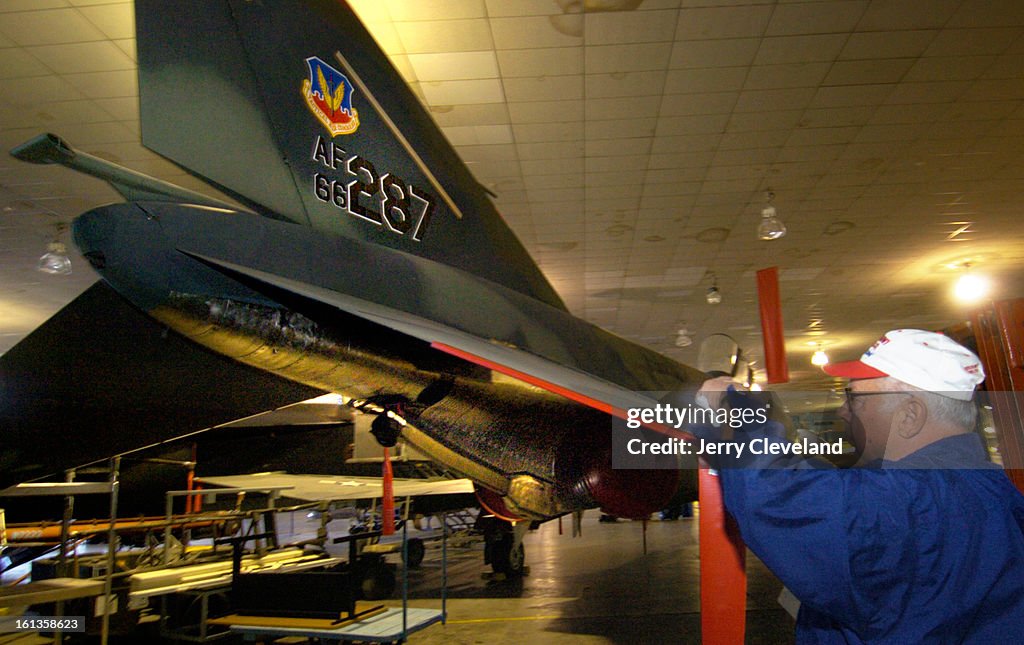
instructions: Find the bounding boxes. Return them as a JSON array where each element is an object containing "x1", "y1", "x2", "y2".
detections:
[{"x1": 135, "y1": 0, "x2": 565, "y2": 310}]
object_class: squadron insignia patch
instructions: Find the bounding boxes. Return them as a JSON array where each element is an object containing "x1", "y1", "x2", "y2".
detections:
[{"x1": 302, "y1": 56, "x2": 360, "y2": 136}]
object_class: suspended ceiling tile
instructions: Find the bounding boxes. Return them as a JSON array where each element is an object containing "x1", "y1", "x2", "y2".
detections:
[
  {"x1": 664, "y1": 66, "x2": 747, "y2": 94},
  {"x1": 744, "y1": 62, "x2": 831, "y2": 91},
  {"x1": 585, "y1": 42, "x2": 673, "y2": 74},
  {"x1": 496, "y1": 47, "x2": 582, "y2": 77},
  {"x1": 648, "y1": 150, "x2": 715, "y2": 169},
  {"x1": 586, "y1": 116, "x2": 657, "y2": 140},
  {"x1": 62, "y1": 69, "x2": 137, "y2": 99},
  {"x1": 885, "y1": 80, "x2": 971, "y2": 104},
  {"x1": 767, "y1": 1, "x2": 868, "y2": 36},
  {"x1": 712, "y1": 148, "x2": 774, "y2": 168},
  {"x1": 406, "y1": 51, "x2": 500, "y2": 81},
  {"x1": 504, "y1": 75, "x2": 583, "y2": 102},
  {"x1": 799, "y1": 105, "x2": 876, "y2": 128},
  {"x1": 870, "y1": 102, "x2": 949, "y2": 125},
  {"x1": 924, "y1": 28, "x2": 1023, "y2": 57},
  {"x1": 0, "y1": 8, "x2": 107, "y2": 45},
  {"x1": 589, "y1": 95, "x2": 662, "y2": 120},
  {"x1": 525, "y1": 173, "x2": 581, "y2": 191},
  {"x1": 528, "y1": 186, "x2": 583, "y2": 202},
  {"x1": 348, "y1": 0, "x2": 392, "y2": 23},
  {"x1": 717, "y1": 130, "x2": 788, "y2": 150},
  {"x1": 904, "y1": 55, "x2": 998, "y2": 82},
  {"x1": 28, "y1": 41, "x2": 135, "y2": 75},
  {"x1": 586, "y1": 70, "x2": 666, "y2": 98},
  {"x1": 857, "y1": 0, "x2": 961, "y2": 31},
  {"x1": 587, "y1": 155, "x2": 649, "y2": 173},
  {"x1": 420, "y1": 78, "x2": 505, "y2": 105},
  {"x1": 395, "y1": 19, "x2": 494, "y2": 53},
  {"x1": 441, "y1": 123, "x2": 514, "y2": 146},
  {"x1": 517, "y1": 140, "x2": 585, "y2": 159},
  {"x1": 756, "y1": 34, "x2": 848, "y2": 65},
  {"x1": 839, "y1": 31, "x2": 938, "y2": 60},
  {"x1": 650, "y1": 132, "x2": 719, "y2": 153},
  {"x1": 733, "y1": 87, "x2": 815, "y2": 112},
  {"x1": 674, "y1": 6, "x2": 773, "y2": 41},
  {"x1": 77, "y1": 2, "x2": 134, "y2": 40},
  {"x1": 429, "y1": 102, "x2": 509, "y2": 127},
  {"x1": 507, "y1": 99, "x2": 582, "y2": 123},
  {"x1": 656, "y1": 112, "x2": 730, "y2": 136},
  {"x1": 668, "y1": 37, "x2": 760, "y2": 68},
  {"x1": 962, "y1": 78, "x2": 1024, "y2": 101},
  {"x1": 522, "y1": 157, "x2": 584, "y2": 176},
  {"x1": 62, "y1": 120, "x2": 139, "y2": 146},
  {"x1": 490, "y1": 16, "x2": 583, "y2": 49},
  {"x1": 726, "y1": 109, "x2": 803, "y2": 133},
  {"x1": 33, "y1": 98, "x2": 118, "y2": 125},
  {"x1": 583, "y1": 10, "x2": 679, "y2": 46},
  {"x1": 810, "y1": 84, "x2": 895, "y2": 108},
  {"x1": 0, "y1": 0, "x2": 66, "y2": 10},
  {"x1": 385, "y1": 0, "x2": 486, "y2": 22},
  {"x1": 483, "y1": 0, "x2": 558, "y2": 18},
  {"x1": 112, "y1": 38, "x2": 135, "y2": 62},
  {"x1": 0, "y1": 74, "x2": 86, "y2": 106},
  {"x1": 659, "y1": 91, "x2": 737, "y2": 117},
  {"x1": 0, "y1": 46, "x2": 48, "y2": 78},
  {"x1": 513, "y1": 121, "x2": 585, "y2": 143},
  {"x1": 822, "y1": 58, "x2": 916, "y2": 86},
  {"x1": 361, "y1": 21, "x2": 405, "y2": 55},
  {"x1": 982, "y1": 52, "x2": 1024, "y2": 78},
  {"x1": 948, "y1": 0, "x2": 1024, "y2": 27},
  {"x1": 787, "y1": 126, "x2": 860, "y2": 147}
]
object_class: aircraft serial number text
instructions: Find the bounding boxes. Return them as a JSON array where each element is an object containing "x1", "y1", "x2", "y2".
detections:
[{"x1": 311, "y1": 136, "x2": 435, "y2": 241}]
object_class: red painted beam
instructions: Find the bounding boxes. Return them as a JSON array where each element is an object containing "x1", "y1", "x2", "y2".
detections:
[
  {"x1": 699, "y1": 467, "x2": 748, "y2": 644},
  {"x1": 757, "y1": 267, "x2": 789, "y2": 384}
]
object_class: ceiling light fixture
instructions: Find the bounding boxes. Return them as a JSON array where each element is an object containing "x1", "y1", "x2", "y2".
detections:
[
  {"x1": 811, "y1": 345, "x2": 829, "y2": 367},
  {"x1": 757, "y1": 190, "x2": 787, "y2": 241},
  {"x1": 675, "y1": 326, "x2": 693, "y2": 347},
  {"x1": 953, "y1": 264, "x2": 990, "y2": 303},
  {"x1": 705, "y1": 272, "x2": 721, "y2": 305},
  {"x1": 37, "y1": 222, "x2": 72, "y2": 275}
]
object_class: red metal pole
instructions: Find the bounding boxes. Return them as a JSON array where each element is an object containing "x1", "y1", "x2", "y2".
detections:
[
  {"x1": 699, "y1": 466, "x2": 747, "y2": 644},
  {"x1": 757, "y1": 267, "x2": 789, "y2": 384},
  {"x1": 382, "y1": 447, "x2": 395, "y2": 535}
]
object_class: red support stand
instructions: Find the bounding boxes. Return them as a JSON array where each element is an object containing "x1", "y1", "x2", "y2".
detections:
[
  {"x1": 699, "y1": 466, "x2": 747, "y2": 644},
  {"x1": 756, "y1": 267, "x2": 789, "y2": 385},
  {"x1": 382, "y1": 447, "x2": 395, "y2": 535}
]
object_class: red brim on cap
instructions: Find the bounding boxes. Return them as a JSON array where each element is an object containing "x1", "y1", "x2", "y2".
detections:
[{"x1": 822, "y1": 360, "x2": 888, "y2": 379}]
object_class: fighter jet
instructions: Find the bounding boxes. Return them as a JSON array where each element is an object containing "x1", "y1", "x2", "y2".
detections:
[{"x1": 7, "y1": 0, "x2": 709, "y2": 525}]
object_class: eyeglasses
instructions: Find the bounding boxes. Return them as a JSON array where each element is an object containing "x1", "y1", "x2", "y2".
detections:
[{"x1": 843, "y1": 388, "x2": 907, "y2": 406}]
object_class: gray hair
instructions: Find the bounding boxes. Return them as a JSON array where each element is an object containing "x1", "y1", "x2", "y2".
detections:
[{"x1": 877, "y1": 377, "x2": 978, "y2": 431}]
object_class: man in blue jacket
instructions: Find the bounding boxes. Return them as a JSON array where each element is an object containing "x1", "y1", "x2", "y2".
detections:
[{"x1": 696, "y1": 329, "x2": 1024, "y2": 643}]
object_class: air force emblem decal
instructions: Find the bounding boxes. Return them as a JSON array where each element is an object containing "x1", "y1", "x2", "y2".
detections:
[{"x1": 302, "y1": 56, "x2": 360, "y2": 136}]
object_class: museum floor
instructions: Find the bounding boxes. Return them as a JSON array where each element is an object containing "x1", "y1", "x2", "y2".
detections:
[{"x1": 397, "y1": 511, "x2": 796, "y2": 645}]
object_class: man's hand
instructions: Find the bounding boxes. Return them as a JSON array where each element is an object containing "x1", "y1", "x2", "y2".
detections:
[{"x1": 697, "y1": 375, "x2": 735, "y2": 411}]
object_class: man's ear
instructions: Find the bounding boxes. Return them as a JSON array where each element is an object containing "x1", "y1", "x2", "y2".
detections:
[{"x1": 895, "y1": 396, "x2": 927, "y2": 440}]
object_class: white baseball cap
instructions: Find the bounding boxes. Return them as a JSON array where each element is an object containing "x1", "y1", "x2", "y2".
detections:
[{"x1": 823, "y1": 329, "x2": 985, "y2": 400}]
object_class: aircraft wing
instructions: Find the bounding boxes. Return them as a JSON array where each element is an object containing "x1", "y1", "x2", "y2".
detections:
[
  {"x1": 197, "y1": 472, "x2": 474, "y2": 503},
  {"x1": 0, "y1": 281, "x2": 322, "y2": 489},
  {"x1": 182, "y1": 251, "x2": 669, "y2": 419}
]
